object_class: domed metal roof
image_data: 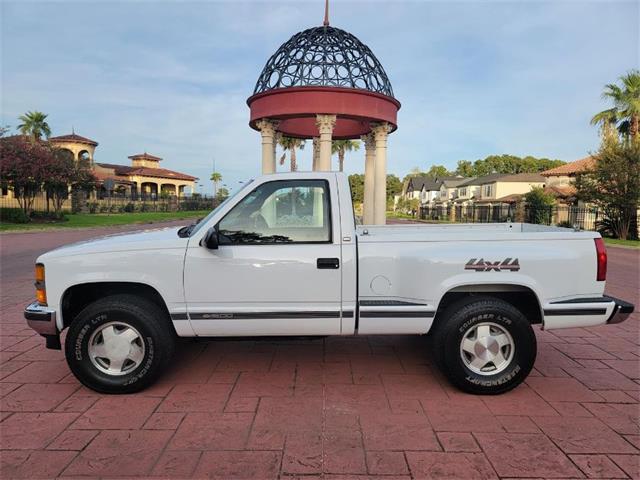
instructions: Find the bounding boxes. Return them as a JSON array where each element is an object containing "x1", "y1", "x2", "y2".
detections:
[{"x1": 253, "y1": 26, "x2": 394, "y2": 98}]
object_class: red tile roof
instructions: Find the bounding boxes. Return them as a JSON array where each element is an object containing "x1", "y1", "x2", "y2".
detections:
[
  {"x1": 494, "y1": 193, "x2": 523, "y2": 203},
  {"x1": 544, "y1": 185, "x2": 576, "y2": 198},
  {"x1": 93, "y1": 170, "x2": 134, "y2": 184},
  {"x1": 95, "y1": 163, "x2": 197, "y2": 182},
  {"x1": 541, "y1": 157, "x2": 594, "y2": 176},
  {"x1": 50, "y1": 133, "x2": 98, "y2": 146},
  {"x1": 129, "y1": 167, "x2": 197, "y2": 181},
  {"x1": 128, "y1": 152, "x2": 163, "y2": 162}
]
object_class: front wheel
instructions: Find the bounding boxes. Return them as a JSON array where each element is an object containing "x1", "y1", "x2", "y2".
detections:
[
  {"x1": 431, "y1": 296, "x2": 537, "y2": 395},
  {"x1": 64, "y1": 294, "x2": 175, "y2": 394}
]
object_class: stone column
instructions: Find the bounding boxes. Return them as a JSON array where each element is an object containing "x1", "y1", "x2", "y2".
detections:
[
  {"x1": 312, "y1": 137, "x2": 320, "y2": 171},
  {"x1": 372, "y1": 122, "x2": 391, "y2": 225},
  {"x1": 257, "y1": 119, "x2": 278, "y2": 174},
  {"x1": 361, "y1": 133, "x2": 376, "y2": 225},
  {"x1": 315, "y1": 114, "x2": 336, "y2": 171}
]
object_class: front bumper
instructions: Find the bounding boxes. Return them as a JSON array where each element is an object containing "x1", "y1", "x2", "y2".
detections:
[
  {"x1": 24, "y1": 302, "x2": 58, "y2": 336},
  {"x1": 607, "y1": 296, "x2": 635, "y2": 324}
]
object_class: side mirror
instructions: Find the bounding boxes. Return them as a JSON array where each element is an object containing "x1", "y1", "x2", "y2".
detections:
[{"x1": 200, "y1": 228, "x2": 219, "y2": 250}]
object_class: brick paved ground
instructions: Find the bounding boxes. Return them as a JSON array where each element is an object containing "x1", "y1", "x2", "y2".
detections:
[{"x1": 0, "y1": 222, "x2": 638, "y2": 479}]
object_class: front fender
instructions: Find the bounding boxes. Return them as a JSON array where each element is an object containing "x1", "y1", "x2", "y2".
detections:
[{"x1": 43, "y1": 249, "x2": 186, "y2": 329}]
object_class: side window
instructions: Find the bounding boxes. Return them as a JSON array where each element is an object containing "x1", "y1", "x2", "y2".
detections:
[{"x1": 217, "y1": 180, "x2": 331, "y2": 244}]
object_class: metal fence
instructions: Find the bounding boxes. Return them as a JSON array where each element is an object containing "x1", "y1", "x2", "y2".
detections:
[
  {"x1": 0, "y1": 190, "x2": 218, "y2": 214},
  {"x1": 418, "y1": 204, "x2": 601, "y2": 231}
]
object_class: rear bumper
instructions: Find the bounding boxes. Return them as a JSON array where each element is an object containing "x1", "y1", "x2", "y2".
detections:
[
  {"x1": 544, "y1": 295, "x2": 634, "y2": 330},
  {"x1": 607, "y1": 296, "x2": 635, "y2": 324},
  {"x1": 24, "y1": 302, "x2": 58, "y2": 336}
]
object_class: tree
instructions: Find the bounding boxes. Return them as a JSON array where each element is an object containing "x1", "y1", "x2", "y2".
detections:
[
  {"x1": 17, "y1": 111, "x2": 51, "y2": 140},
  {"x1": 453, "y1": 154, "x2": 564, "y2": 177},
  {"x1": 278, "y1": 136, "x2": 305, "y2": 171},
  {"x1": 591, "y1": 70, "x2": 640, "y2": 140},
  {"x1": 425, "y1": 165, "x2": 451, "y2": 178},
  {"x1": 332, "y1": 140, "x2": 360, "y2": 172},
  {"x1": 386, "y1": 174, "x2": 402, "y2": 209},
  {"x1": 524, "y1": 187, "x2": 556, "y2": 225},
  {"x1": 455, "y1": 160, "x2": 474, "y2": 177},
  {"x1": 348, "y1": 174, "x2": 364, "y2": 204},
  {"x1": 574, "y1": 137, "x2": 640, "y2": 240},
  {"x1": 45, "y1": 147, "x2": 96, "y2": 215},
  {"x1": 210, "y1": 172, "x2": 222, "y2": 198},
  {"x1": 215, "y1": 187, "x2": 229, "y2": 203},
  {"x1": 0, "y1": 135, "x2": 52, "y2": 215}
]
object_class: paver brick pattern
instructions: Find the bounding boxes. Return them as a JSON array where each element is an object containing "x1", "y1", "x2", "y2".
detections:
[{"x1": 0, "y1": 223, "x2": 638, "y2": 479}]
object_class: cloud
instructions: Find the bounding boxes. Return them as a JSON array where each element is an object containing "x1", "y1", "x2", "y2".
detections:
[{"x1": 2, "y1": 0, "x2": 638, "y2": 190}]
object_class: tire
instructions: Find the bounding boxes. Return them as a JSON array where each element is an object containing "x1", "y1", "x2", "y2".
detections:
[
  {"x1": 431, "y1": 296, "x2": 536, "y2": 395},
  {"x1": 64, "y1": 294, "x2": 175, "y2": 394}
]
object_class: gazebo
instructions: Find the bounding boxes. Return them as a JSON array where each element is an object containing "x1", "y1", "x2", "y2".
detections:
[{"x1": 247, "y1": 13, "x2": 400, "y2": 225}]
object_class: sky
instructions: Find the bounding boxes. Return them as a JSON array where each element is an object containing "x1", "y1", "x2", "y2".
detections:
[{"x1": 2, "y1": 0, "x2": 638, "y2": 194}]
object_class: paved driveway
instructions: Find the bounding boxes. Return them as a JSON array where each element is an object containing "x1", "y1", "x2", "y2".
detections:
[{"x1": 0, "y1": 223, "x2": 638, "y2": 479}]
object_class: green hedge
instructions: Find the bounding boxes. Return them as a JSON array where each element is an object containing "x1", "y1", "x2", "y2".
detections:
[{"x1": 0, "y1": 208, "x2": 30, "y2": 223}]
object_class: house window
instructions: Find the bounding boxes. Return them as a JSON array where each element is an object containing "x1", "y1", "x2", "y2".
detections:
[
  {"x1": 484, "y1": 185, "x2": 493, "y2": 197},
  {"x1": 1, "y1": 186, "x2": 8, "y2": 197},
  {"x1": 460, "y1": 188, "x2": 467, "y2": 197}
]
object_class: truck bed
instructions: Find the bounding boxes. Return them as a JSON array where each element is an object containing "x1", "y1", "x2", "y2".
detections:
[{"x1": 355, "y1": 222, "x2": 607, "y2": 331}]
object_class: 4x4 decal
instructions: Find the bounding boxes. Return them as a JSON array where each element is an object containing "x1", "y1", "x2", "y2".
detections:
[{"x1": 465, "y1": 258, "x2": 520, "y2": 272}]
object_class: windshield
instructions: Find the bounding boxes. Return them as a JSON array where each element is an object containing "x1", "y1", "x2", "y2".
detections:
[{"x1": 188, "y1": 182, "x2": 252, "y2": 237}]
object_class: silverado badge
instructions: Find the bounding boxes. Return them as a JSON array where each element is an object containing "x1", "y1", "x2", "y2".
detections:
[{"x1": 465, "y1": 258, "x2": 520, "y2": 272}]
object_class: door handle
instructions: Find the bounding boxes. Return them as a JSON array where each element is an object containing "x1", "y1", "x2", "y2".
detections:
[{"x1": 317, "y1": 258, "x2": 340, "y2": 269}]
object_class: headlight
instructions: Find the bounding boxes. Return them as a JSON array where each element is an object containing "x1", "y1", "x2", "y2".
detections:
[{"x1": 35, "y1": 264, "x2": 47, "y2": 305}]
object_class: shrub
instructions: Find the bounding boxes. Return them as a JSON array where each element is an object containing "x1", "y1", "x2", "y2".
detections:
[
  {"x1": 30, "y1": 211, "x2": 65, "y2": 222},
  {"x1": 123, "y1": 202, "x2": 135, "y2": 213},
  {"x1": 524, "y1": 187, "x2": 556, "y2": 224},
  {"x1": 88, "y1": 202, "x2": 98, "y2": 214},
  {"x1": 0, "y1": 207, "x2": 30, "y2": 223}
]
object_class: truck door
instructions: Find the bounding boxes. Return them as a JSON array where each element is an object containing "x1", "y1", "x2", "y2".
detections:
[{"x1": 183, "y1": 178, "x2": 344, "y2": 336}]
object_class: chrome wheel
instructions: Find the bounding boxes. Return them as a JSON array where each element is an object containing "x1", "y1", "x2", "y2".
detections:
[
  {"x1": 460, "y1": 322, "x2": 514, "y2": 375},
  {"x1": 88, "y1": 322, "x2": 145, "y2": 376}
]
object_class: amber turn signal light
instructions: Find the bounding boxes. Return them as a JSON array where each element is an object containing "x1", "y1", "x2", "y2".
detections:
[
  {"x1": 36, "y1": 288, "x2": 47, "y2": 305},
  {"x1": 35, "y1": 264, "x2": 47, "y2": 305},
  {"x1": 35, "y1": 264, "x2": 45, "y2": 282}
]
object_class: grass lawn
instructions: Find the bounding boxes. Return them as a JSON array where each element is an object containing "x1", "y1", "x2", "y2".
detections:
[
  {"x1": 0, "y1": 210, "x2": 211, "y2": 232},
  {"x1": 603, "y1": 237, "x2": 640, "y2": 249}
]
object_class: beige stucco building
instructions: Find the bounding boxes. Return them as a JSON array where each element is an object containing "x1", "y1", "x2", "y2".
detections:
[
  {"x1": 455, "y1": 173, "x2": 546, "y2": 205},
  {"x1": 50, "y1": 133, "x2": 198, "y2": 198}
]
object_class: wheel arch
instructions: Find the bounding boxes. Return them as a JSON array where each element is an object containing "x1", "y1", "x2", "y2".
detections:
[
  {"x1": 433, "y1": 283, "x2": 544, "y2": 327},
  {"x1": 60, "y1": 282, "x2": 171, "y2": 330}
]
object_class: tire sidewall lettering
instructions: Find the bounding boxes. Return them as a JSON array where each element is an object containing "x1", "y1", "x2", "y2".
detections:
[{"x1": 73, "y1": 311, "x2": 152, "y2": 384}]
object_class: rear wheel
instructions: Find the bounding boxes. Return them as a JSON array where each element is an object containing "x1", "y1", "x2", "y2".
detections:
[
  {"x1": 431, "y1": 296, "x2": 536, "y2": 394},
  {"x1": 64, "y1": 294, "x2": 175, "y2": 394}
]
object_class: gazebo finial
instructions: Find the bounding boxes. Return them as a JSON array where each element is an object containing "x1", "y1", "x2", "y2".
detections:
[{"x1": 323, "y1": 0, "x2": 329, "y2": 26}]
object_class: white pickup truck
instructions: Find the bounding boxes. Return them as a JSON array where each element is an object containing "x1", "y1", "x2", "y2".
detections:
[{"x1": 25, "y1": 172, "x2": 634, "y2": 394}]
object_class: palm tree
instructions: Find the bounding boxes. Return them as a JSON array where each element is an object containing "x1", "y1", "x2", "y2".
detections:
[
  {"x1": 17, "y1": 111, "x2": 51, "y2": 140},
  {"x1": 278, "y1": 136, "x2": 305, "y2": 171},
  {"x1": 591, "y1": 108, "x2": 619, "y2": 140},
  {"x1": 210, "y1": 172, "x2": 222, "y2": 199},
  {"x1": 332, "y1": 140, "x2": 360, "y2": 172},
  {"x1": 591, "y1": 70, "x2": 640, "y2": 139}
]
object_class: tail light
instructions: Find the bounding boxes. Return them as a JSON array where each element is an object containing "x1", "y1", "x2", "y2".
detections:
[
  {"x1": 594, "y1": 238, "x2": 607, "y2": 281},
  {"x1": 35, "y1": 263, "x2": 47, "y2": 305}
]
